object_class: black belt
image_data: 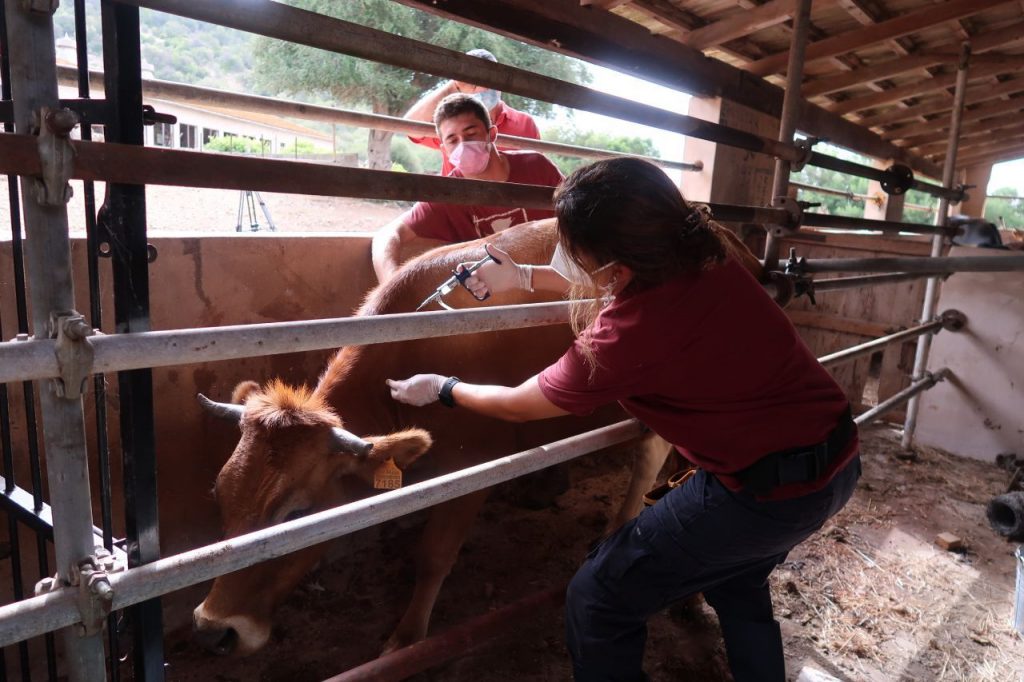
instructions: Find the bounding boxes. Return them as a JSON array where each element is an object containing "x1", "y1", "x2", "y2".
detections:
[{"x1": 735, "y1": 406, "x2": 855, "y2": 495}]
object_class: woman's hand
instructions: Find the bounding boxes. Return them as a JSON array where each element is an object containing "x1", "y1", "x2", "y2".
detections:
[
  {"x1": 387, "y1": 374, "x2": 447, "y2": 406},
  {"x1": 457, "y1": 244, "x2": 533, "y2": 299}
]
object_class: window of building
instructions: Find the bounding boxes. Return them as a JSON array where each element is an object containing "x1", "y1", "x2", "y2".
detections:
[
  {"x1": 153, "y1": 121, "x2": 173, "y2": 148},
  {"x1": 202, "y1": 128, "x2": 219, "y2": 146},
  {"x1": 179, "y1": 124, "x2": 197, "y2": 149}
]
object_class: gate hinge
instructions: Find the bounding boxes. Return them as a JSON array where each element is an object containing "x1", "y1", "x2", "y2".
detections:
[{"x1": 34, "y1": 548, "x2": 123, "y2": 637}]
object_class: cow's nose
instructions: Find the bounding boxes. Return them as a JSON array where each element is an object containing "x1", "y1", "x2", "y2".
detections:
[{"x1": 193, "y1": 623, "x2": 238, "y2": 656}]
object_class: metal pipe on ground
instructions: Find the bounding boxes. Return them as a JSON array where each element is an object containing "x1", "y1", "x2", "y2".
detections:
[
  {"x1": 0, "y1": 419, "x2": 644, "y2": 648},
  {"x1": 819, "y1": 319, "x2": 945, "y2": 369},
  {"x1": 903, "y1": 43, "x2": 972, "y2": 450},
  {"x1": 856, "y1": 368, "x2": 950, "y2": 426},
  {"x1": 794, "y1": 254, "x2": 1024, "y2": 274},
  {"x1": 325, "y1": 586, "x2": 565, "y2": 682},
  {"x1": 52, "y1": 65, "x2": 700, "y2": 173}
]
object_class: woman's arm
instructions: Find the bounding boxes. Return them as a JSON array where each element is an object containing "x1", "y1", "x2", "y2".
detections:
[
  {"x1": 387, "y1": 373, "x2": 569, "y2": 422},
  {"x1": 459, "y1": 245, "x2": 571, "y2": 298}
]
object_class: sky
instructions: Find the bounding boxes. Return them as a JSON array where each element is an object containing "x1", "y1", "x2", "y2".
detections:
[{"x1": 557, "y1": 63, "x2": 1024, "y2": 197}]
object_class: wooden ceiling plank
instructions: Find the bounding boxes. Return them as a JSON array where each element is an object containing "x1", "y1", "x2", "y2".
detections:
[
  {"x1": 829, "y1": 58, "x2": 1024, "y2": 115},
  {"x1": 580, "y1": 0, "x2": 633, "y2": 9},
  {"x1": 803, "y1": 19, "x2": 1024, "y2": 98},
  {"x1": 915, "y1": 124, "x2": 1024, "y2": 155},
  {"x1": 683, "y1": 0, "x2": 798, "y2": 50},
  {"x1": 893, "y1": 112, "x2": 1024, "y2": 147},
  {"x1": 745, "y1": 0, "x2": 1014, "y2": 77},
  {"x1": 880, "y1": 79, "x2": 1024, "y2": 131},
  {"x1": 956, "y1": 144, "x2": 1024, "y2": 167}
]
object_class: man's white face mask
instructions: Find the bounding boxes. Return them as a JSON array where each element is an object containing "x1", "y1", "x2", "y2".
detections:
[{"x1": 550, "y1": 242, "x2": 618, "y2": 288}]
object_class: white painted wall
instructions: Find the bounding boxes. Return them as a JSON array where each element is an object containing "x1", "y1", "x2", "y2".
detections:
[{"x1": 917, "y1": 246, "x2": 1024, "y2": 462}]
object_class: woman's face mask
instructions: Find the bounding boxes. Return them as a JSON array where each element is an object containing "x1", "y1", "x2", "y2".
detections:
[
  {"x1": 449, "y1": 140, "x2": 491, "y2": 176},
  {"x1": 550, "y1": 242, "x2": 618, "y2": 288}
]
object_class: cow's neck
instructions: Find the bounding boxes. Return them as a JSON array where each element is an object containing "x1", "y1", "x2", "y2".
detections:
[{"x1": 315, "y1": 344, "x2": 397, "y2": 437}]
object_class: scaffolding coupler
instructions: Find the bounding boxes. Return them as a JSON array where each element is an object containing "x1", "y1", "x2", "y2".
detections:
[
  {"x1": 33, "y1": 106, "x2": 78, "y2": 207},
  {"x1": 35, "y1": 547, "x2": 122, "y2": 637},
  {"x1": 50, "y1": 310, "x2": 96, "y2": 400}
]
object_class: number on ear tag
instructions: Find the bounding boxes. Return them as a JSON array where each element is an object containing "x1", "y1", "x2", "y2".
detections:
[{"x1": 373, "y1": 458, "x2": 403, "y2": 490}]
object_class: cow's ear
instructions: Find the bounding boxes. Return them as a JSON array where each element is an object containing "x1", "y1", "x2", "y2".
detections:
[
  {"x1": 365, "y1": 428, "x2": 432, "y2": 469},
  {"x1": 231, "y1": 380, "x2": 261, "y2": 404}
]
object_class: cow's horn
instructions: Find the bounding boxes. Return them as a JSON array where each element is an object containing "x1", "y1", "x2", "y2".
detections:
[
  {"x1": 197, "y1": 393, "x2": 244, "y2": 422},
  {"x1": 330, "y1": 427, "x2": 373, "y2": 456}
]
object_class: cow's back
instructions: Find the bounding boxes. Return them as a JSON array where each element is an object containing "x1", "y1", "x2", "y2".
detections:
[{"x1": 315, "y1": 220, "x2": 624, "y2": 479}]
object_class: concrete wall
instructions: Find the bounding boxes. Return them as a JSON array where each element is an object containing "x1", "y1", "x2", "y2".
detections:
[{"x1": 916, "y1": 246, "x2": 1024, "y2": 462}]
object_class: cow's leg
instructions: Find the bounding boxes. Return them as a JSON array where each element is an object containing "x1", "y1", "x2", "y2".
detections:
[
  {"x1": 383, "y1": 488, "x2": 489, "y2": 653},
  {"x1": 606, "y1": 433, "x2": 672, "y2": 534}
]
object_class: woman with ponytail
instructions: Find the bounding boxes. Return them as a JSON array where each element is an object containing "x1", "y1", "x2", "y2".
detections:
[{"x1": 388, "y1": 158, "x2": 860, "y2": 682}]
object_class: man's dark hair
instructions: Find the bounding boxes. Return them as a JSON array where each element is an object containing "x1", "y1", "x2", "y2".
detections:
[{"x1": 433, "y1": 93, "x2": 492, "y2": 133}]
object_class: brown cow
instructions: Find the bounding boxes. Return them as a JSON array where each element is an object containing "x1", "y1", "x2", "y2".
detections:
[{"x1": 193, "y1": 218, "x2": 764, "y2": 655}]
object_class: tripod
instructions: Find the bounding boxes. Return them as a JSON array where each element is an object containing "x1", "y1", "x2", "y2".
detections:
[{"x1": 236, "y1": 190, "x2": 277, "y2": 232}]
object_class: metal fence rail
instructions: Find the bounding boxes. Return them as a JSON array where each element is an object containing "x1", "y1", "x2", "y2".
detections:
[{"x1": 0, "y1": 419, "x2": 645, "y2": 649}]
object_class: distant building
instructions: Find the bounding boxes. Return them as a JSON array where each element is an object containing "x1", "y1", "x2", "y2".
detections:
[{"x1": 54, "y1": 34, "x2": 335, "y2": 157}]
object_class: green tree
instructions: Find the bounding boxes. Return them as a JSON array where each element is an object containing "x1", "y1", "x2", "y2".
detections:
[
  {"x1": 253, "y1": 0, "x2": 590, "y2": 170},
  {"x1": 204, "y1": 135, "x2": 267, "y2": 154},
  {"x1": 984, "y1": 187, "x2": 1024, "y2": 229},
  {"x1": 542, "y1": 125, "x2": 659, "y2": 176}
]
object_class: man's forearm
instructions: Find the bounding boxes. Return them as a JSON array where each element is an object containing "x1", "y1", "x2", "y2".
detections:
[
  {"x1": 371, "y1": 230, "x2": 403, "y2": 283},
  {"x1": 405, "y1": 81, "x2": 459, "y2": 124}
]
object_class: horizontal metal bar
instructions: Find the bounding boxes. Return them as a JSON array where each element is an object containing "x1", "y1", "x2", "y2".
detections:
[
  {"x1": 0, "y1": 98, "x2": 110, "y2": 127},
  {"x1": 0, "y1": 133, "x2": 556, "y2": 208},
  {"x1": 855, "y1": 368, "x2": 949, "y2": 426},
  {"x1": 122, "y1": 0, "x2": 804, "y2": 163},
  {"x1": 0, "y1": 302, "x2": 573, "y2": 384},
  {"x1": 0, "y1": 419, "x2": 645, "y2": 648},
  {"x1": 707, "y1": 202, "x2": 791, "y2": 225},
  {"x1": 54, "y1": 65, "x2": 700, "y2": 172},
  {"x1": 796, "y1": 254, "x2": 1024, "y2": 274},
  {"x1": 819, "y1": 319, "x2": 943, "y2": 368},
  {"x1": 801, "y1": 212, "x2": 957, "y2": 237},
  {"x1": 810, "y1": 272, "x2": 940, "y2": 292},
  {"x1": 0, "y1": 477, "x2": 127, "y2": 564},
  {"x1": 792, "y1": 181, "x2": 866, "y2": 202},
  {"x1": 806, "y1": 151, "x2": 956, "y2": 201}
]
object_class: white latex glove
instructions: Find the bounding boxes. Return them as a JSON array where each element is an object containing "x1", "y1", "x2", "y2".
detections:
[
  {"x1": 456, "y1": 244, "x2": 533, "y2": 300},
  {"x1": 387, "y1": 374, "x2": 447, "y2": 407}
]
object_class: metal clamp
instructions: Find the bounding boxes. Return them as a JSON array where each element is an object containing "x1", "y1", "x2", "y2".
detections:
[
  {"x1": 70, "y1": 548, "x2": 121, "y2": 637},
  {"x1": 764, "y1": 270, "x2": 796, "y2": 308},
  {"x1": 766, "y1": 196, "x2": 803, "y2": 238},
  {"x1": 948, "y1": 184, "x2": 969, "y2": 204},
  {"x1": 51, "y1": 311, "x2": 95, "y2": 400},
  {"x1": 783, "y1": 247, "x2": 807, "y2": 277},
  {"x1": 881, "y1": 164, "x2": 914, "y2": 196},
  {"x1": 939, "y1": 308, "x2": 967, "y2": 332},
  {"x1": 34, "y1": 107, "x2": 79, "y2": 207},
  {"x1": 791, "y1": 136, "x2": 819, "y2": 172}
]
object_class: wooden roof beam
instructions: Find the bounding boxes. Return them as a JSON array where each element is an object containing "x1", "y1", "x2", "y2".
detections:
[
  {"x1": 864, "y1": 79, "x2": 1024, "y2": 130},
  {"x1": 892, "y1": 112, "x2": 1024, "y2": 148},
  {"x1": 802, "y1": 19, "x2": 1024, "y2": 98},
  {"x1": 914, "y1": 123, "x2": 1024, "y2": 156},
  {"x1": 956, "y1": 144, "x2": 1024, "y2": 168},
  {"x1": 745, "y1": 0, "x2": 1014, "y2": 77},
  {"x1": 942, "y1": 135, "x2": 1024, "y2": 164},
  {"x1": 579, "y1": 0, "x2": 633, "y2": 9},
  {"x1": 829, "y1": 58, "x2": 1024, "y2": 115},
  {"x1": 683, "y1": 0, "x2": 801, "y2": 51}
]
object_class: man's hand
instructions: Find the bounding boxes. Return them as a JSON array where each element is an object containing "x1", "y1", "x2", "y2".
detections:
[
  {"x1": 457, "y1": 244, "x2": 532, "y2": 299},
  {"x1": 387, "y1": 374, "x2": 447, "y2": 406},
  {"x1": 451, "y1": 80, "x2": 485, "y2": 95}
]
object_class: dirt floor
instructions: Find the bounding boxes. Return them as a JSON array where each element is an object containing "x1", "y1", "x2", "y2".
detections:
[{"x1": 160, "y1": 424, "x2": 1024, "y2": 682}]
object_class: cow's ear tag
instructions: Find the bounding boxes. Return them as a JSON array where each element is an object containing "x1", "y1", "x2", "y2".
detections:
[{"x1": 373, "y1": 458, "x2": 403, "y2": 490}]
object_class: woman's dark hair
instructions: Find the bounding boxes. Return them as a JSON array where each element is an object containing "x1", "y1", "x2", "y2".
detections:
[{"x1": 553, "y1": 157, "x2": 727, "y2": 295}]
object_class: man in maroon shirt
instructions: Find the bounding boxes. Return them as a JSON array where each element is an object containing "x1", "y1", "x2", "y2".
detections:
[
  {"x1": 404, "y1": 48, "x2": 541, "y2": 177},
  {"x1": 372, "y1": 93, "x2": 562, "y2": 283},
  {"x1": 387, "y1": 158, "x2": 860, "y2": 681}
]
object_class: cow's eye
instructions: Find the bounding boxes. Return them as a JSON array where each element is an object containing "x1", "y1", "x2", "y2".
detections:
[{"x1": 283, "y1": 507, "x2": 312, "y2": 523}]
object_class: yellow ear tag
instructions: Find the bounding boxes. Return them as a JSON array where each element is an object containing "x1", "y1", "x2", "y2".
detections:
[{"x1": 373, "y1": 458, "x2": 403, "y2": 490}]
